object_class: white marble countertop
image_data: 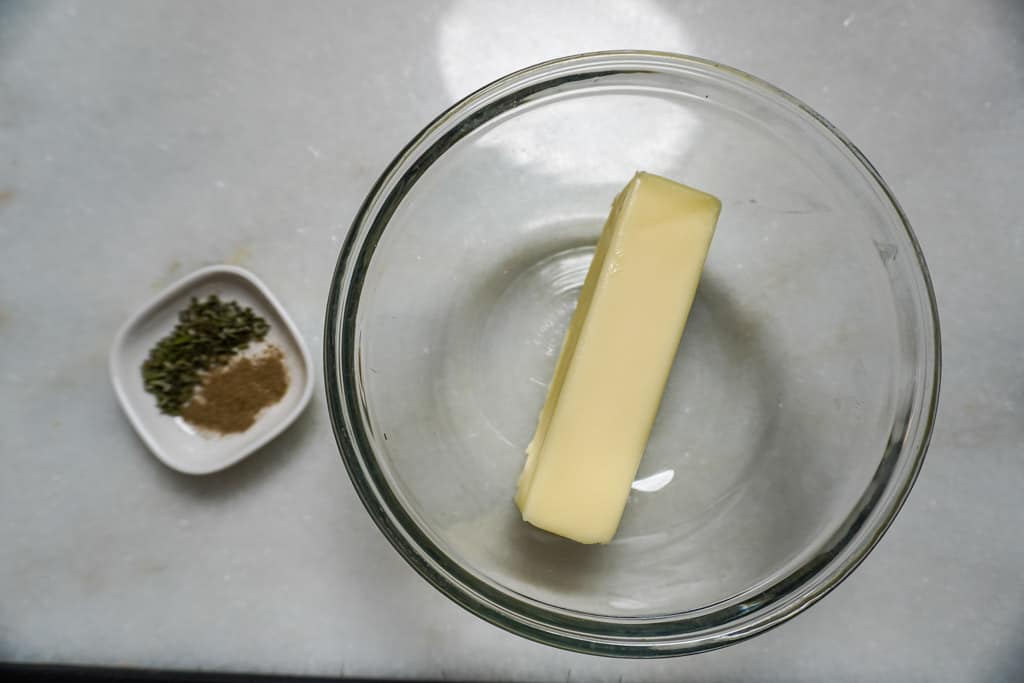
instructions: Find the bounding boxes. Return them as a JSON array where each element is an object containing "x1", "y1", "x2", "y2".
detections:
[{"x1": 2, "y1": 0, "x2": 1023, "y2": 680}]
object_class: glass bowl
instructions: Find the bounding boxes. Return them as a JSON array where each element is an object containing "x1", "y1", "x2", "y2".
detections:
[{"x1": 324, "y1": 52, "x2": 940, "y2": 656}]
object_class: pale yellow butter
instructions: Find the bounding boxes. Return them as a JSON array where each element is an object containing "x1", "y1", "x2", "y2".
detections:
[{"x1": 515, "y1": 172, "x2": 721, "y2": 544}]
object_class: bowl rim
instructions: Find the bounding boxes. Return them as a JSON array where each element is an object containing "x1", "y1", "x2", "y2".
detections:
[{"x1": 324, "y1": 50, "x2": 941, "y2": 657}]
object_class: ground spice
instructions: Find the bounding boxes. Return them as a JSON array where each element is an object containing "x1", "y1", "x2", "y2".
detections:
[{"x1": 182, "y1": 346, "x2": 289, "y2": 434}]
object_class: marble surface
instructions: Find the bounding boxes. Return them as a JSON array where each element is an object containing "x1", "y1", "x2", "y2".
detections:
[{"x1": 2, "y1": 0, "x2": 1023, "y2": 680}]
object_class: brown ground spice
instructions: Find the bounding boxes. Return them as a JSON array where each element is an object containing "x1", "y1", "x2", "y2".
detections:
[{"x1": 182, "y1": 346, "x2": 289, "y2": 434}]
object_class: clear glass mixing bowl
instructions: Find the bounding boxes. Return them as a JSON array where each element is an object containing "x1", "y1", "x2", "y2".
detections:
[{"x1": 325, "y1": 52, "x2": 940, "y2": 656}]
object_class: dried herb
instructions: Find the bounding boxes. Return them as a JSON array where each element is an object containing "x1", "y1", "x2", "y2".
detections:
[
  {"x1": 182, "y1": 346, "x2": 289, "y2": 434},
  {"x1": 141, "y1": 295, "x2": 270, "y2": 414}
]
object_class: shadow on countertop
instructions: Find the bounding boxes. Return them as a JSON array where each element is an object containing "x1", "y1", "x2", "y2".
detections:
[{"x1": 2, "y1": 663, "x2": 454, "y2": 683}]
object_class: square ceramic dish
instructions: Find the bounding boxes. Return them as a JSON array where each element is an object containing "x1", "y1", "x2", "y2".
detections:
[{"x1": 111, "y1": 265, "x2": 313, "y2": 474}]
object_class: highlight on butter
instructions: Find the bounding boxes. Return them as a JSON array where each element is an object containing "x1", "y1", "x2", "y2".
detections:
[{"x1": 515, "y1": 172, "x2": 721, "y2": 544}]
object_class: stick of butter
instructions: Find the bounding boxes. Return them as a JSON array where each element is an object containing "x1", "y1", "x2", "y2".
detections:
[{"x1": 515, "y1": 172, "x2": 721, "y2": 544}]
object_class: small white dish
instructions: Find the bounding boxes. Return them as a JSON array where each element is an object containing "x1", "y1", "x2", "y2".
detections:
[{"x1": 110, "y1": 265, "x2": 314, "y2": 475}]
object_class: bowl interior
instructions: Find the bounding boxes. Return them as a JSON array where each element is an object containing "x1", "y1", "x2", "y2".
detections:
[{"x1": 329, "y1": 54, "x2": 937, "y2": 651}]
